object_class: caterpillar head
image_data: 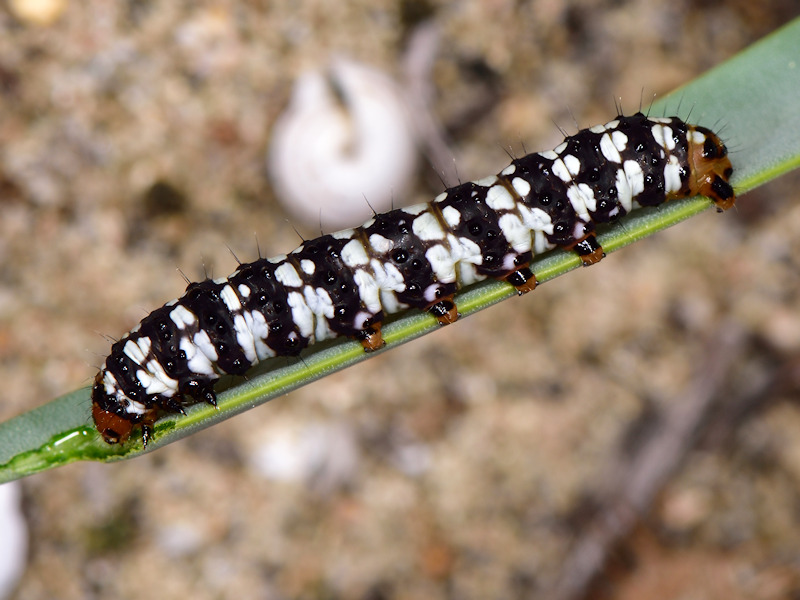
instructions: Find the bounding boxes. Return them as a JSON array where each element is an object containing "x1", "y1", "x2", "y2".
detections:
[{"x1": 91, "y1": 372, "x2": 153, "y2": 445}]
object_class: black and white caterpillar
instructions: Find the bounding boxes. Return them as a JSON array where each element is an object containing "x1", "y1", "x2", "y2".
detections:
[{"x1": 92, "y1": 112, "x2": 735, "y2": 445}]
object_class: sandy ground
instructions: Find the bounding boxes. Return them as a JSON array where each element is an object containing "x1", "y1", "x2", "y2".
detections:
[{"x1": 1, "y1": 1, "x2": 800, "y2": 599}]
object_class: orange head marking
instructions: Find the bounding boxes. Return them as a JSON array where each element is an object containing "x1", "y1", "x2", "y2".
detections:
[
  {"x1": 91, "y1": 402, "x2": 135, "y2": 445},
  {"x1": 91, "y1": 372, "x2": 153, "y2": 445},
  {"x1": 687, "y1": 125, "x2": 735, "y2": 211}
]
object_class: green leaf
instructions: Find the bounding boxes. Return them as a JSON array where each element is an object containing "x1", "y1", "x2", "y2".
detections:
[{"x1": 2, "y1": 17, "x2": 800, "y2": 483}]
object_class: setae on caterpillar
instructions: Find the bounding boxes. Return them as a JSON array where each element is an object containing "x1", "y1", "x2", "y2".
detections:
[{"x1": 92, "y1": 112, "x2": 735, "y2": 446}]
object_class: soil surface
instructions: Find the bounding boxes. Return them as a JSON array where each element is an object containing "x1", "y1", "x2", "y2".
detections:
[{"x1": 2, "y1": 2, "x2": 800, "y2": 599}]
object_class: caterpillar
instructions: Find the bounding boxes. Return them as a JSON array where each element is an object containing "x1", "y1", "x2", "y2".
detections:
[{"x1": 92, "y1": 112, "x2": 735, "y2": 446}]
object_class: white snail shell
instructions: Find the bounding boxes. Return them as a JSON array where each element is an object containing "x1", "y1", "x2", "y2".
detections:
[{"x1": 268, "y1": 58, "x2": 418, "y2": 231}]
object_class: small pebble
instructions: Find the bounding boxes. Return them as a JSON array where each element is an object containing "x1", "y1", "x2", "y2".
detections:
[
  {"x1": 0, "y1": 483, "x2": 28, "y2": 600},
  {"x1": 8, "y1": 0, "x2": 67, "y2": 26}
]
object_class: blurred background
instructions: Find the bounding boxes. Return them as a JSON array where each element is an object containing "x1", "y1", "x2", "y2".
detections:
[{"x1": 1, "y1": 1, "x2": 800, "y2": 598}]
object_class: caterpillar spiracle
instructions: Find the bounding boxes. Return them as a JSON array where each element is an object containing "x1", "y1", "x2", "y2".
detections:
[{"x1": 92, "y1": 112, "x2": 735, "y2": 445}]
